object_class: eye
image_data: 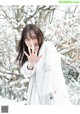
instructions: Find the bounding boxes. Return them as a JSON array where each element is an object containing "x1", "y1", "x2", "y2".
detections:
[
  {"x1": 32, "y1": 37, "x2": 37, "y2": 40},
  {"x1": 25, "y1": 38, "x2": 30, "y2": 41}
]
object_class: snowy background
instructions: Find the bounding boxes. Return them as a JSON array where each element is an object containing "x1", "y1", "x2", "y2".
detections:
[{"x1": 0, "y1": 5, "x2": 80, "y2": 105}]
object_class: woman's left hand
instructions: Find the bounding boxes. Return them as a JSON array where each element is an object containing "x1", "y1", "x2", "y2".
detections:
[{"x1": 24, "y1": 44, "x2": 42, "y2": 69}]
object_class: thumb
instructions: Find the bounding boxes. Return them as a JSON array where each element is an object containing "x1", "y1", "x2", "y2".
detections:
[
  {"x1": 37, "y1": 55, "x2": 42, "y2": 62},
  {"x1": 24, "y1": 51, "x2": 29, "y2": 57}
]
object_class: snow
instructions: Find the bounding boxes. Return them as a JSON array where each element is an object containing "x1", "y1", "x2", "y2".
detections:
[
  {"x1": 0, "y1": 96, "x2": 26, "y2": 105},
  {"x1": 0, "y1": 5, "x2": 80, "y2": 105}
]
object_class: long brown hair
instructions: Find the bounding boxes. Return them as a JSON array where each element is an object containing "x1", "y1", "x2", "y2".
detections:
[{"x1": 16, "y1": 24, "x2": 44, "y2": 66}]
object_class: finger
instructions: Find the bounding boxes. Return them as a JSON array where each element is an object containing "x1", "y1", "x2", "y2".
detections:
[
  {"x1": 35, "y1": 46, "x2": 39, "y2": 55},
  {"x1": 31, "y1": 44, "x2": 34, "y2": 54},
  {"x1": 28, "y1": 46, "x2": 31, "y2": 55},
  {"x1": 24, "y1": 51, "x2": 29, "y2": 57},
  {"x1": 37, "y1": 55, "x2": 42, "y2": 62}
]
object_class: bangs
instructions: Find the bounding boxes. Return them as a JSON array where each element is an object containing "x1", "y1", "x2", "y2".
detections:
[{"x1": 24, "y1": 31, "x2": 37, "y2": 39}]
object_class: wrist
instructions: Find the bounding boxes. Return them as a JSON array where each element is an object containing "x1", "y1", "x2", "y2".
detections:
[{"x1": 27, "y1": 63, "x2": 34, "y2": 70}]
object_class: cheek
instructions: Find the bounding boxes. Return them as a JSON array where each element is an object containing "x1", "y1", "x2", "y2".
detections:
[
  {"x1": 34, "y1": 47, "x2": 39, "y2": 52},
  {"x1": 34, "y1": 39, "x2": 38, "y2": 45}
]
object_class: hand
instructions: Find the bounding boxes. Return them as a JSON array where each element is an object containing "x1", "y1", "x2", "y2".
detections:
[{"x1": 24, "y1": 44, "x2": 42, "y2": 69}]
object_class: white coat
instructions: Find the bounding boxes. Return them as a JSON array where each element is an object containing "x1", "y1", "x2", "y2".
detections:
[{"x1": 21, "y1": 41, "x2": 71, "y2": 105}]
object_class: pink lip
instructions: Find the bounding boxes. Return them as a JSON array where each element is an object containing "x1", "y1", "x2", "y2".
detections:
[{"x1": 34, "y1": 44, "x2": 38, "y2": 47}]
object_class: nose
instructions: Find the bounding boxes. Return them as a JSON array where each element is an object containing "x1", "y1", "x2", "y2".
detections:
[
  {"x1": 30, "y1": 39, "x2": 34, "y2": 44},
  {"x1": 29, "y1": 39, "x2": 34, "y2": 47}
]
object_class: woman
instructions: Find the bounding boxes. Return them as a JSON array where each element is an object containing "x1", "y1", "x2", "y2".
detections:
[{"x1": 16, "y1": 24, "x2": 71, "y2": 105}]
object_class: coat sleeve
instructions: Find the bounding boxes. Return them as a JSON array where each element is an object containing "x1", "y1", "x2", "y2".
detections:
[
  {"x1": 42, "y1": 42, "x2": 71, "y2": 105},
  {"x1": 20, "y1": 61, "x2": 35, "y2": 79}
]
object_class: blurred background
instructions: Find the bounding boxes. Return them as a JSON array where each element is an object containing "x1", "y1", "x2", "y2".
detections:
[{"x1": 0, "y1": 5, "x2": 80, "y2": 105}]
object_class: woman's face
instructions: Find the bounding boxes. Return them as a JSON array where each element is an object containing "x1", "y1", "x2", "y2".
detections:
[{"x1": 24, "y1": 31, "x2": 39, "y2": 51}]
